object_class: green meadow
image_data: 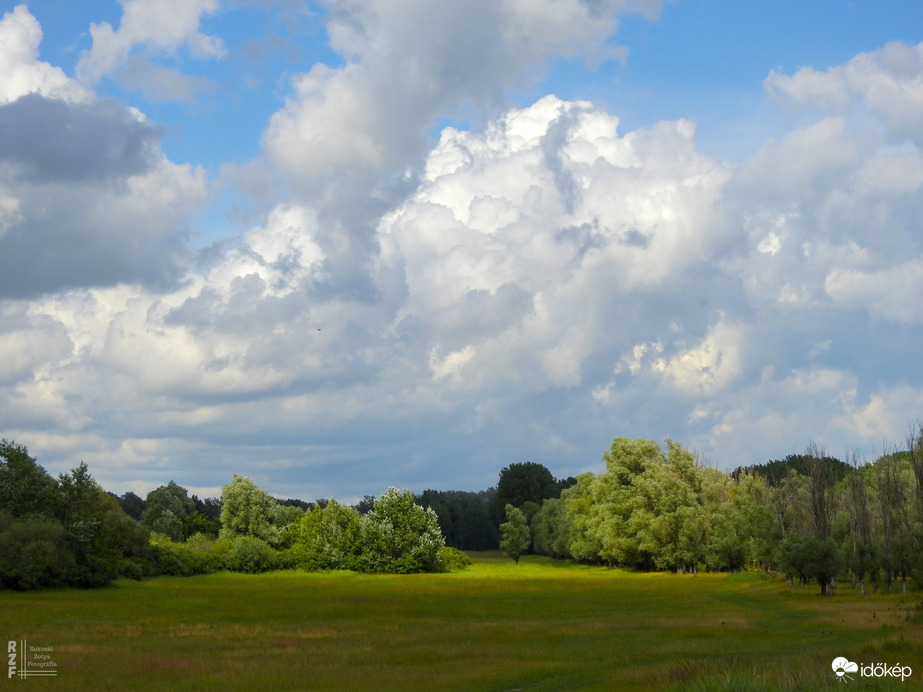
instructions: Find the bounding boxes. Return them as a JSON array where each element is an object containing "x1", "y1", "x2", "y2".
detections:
[{"x1": 2, "y1": 553, "x2": 919, "y2": 691}]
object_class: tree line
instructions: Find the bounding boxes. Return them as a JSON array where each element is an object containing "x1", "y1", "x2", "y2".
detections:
[
  {"x1": 4, "y1": 425, "x2": 923, "y2": 594},
  {"x1": 0, "y1": 440, "x2": 463, "y2": 590},
  {"x1": 503, "y1": 432, "x2": 923, "y2": 595}
]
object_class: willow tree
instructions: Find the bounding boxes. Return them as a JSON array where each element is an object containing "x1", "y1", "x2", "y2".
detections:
[{"x1": 219, "y1": 475, "x2": 282, "y2": 546}]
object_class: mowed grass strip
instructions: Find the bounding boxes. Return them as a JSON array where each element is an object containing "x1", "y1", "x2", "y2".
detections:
[{"x1": 1, "y1": 553, "x2": 918, "y2": 691}]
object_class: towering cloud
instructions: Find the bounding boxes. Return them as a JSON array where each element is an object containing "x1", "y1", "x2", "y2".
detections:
[{"x1": 262, "y1": 0, "x2": 663, "y2": 293}]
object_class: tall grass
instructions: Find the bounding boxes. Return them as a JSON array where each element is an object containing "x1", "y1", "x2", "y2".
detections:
[{"x1": 1, "y1": 554, "x2": 918, "y2": 691}]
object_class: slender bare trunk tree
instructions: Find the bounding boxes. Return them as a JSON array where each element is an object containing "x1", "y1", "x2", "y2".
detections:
[
  {"x1": 845, "y1": 451, "x2": 872, "y2": 595},
  {"x1": 806, "y1": 443, "x2": 838, "y2": 596}
]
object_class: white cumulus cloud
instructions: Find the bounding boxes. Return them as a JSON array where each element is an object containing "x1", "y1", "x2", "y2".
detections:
[
  {"x1": 76, "y1": 0, "x2": 226, "y2": 84},
  {"x1": 0, "y1": 5, "x2": 89, "y2": 104}
]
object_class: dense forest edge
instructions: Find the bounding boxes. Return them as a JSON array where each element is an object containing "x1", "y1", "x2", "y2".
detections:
[{"x1": 2, "y1": 425, "x2": 923, "y2": 595}]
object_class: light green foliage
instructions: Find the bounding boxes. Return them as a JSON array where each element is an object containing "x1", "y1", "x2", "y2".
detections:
[
  {"x1": 273, "y1": 503, "x2": 305, "y2": 531},
  {"x1": 531, "y1": 497, "x2": 571, "y2": 559},
  {"x1": 560, "y1": 473, "x2": 602, "y2": 562},
  {"x1": 594, "y1": 437, "x2": 664, "y2": 567},
  {"x1": 6, "y1": 427, "x2": 923, "y2": 596},
  {"x1": 141, "y1": 481, "x2": 196, "y2": 542},
  {"x1": 723, "y1": 471, "x2": 776, "y2": 568},
  {"x1": 228, "y1": 536, "x2": 278, "y2": 573},
  {"x1": 359, "y1": 487, "x2": 444, "y2": 573},
  {"x1": 290, "y1": 490, "x2": 447, "y2": 574},
  {"x1": 148, "y1": 532, "x2": 234, "y2": 576},
  {"x1": 290, "y1": 499, "x2": 362, "y2": 571},
  {"x1": 219, "y1": 474, "x2": 282, "y2": 546},
  {"x1": 499, "y1": 504, "x2": 530, "y2": 563},
  {"x1": 181, "y1": 533, "x2": 233, "y2": 574},
  {"x1": 702, "y1": 469, "x2": 750, "y2": 571},
  {"x1": 437, "y1": 545, "x2": 472, "y2": 571},
  {"x1": 560, "y1": 437, "x2": 746, "y2": 572},
  {"x1": 564, "y1": 438, "x2": 661, "y2": 567}
]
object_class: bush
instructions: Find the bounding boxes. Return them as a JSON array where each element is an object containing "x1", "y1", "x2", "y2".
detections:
[
  {"x1": 0, "y1": 516, "x2": 75, "y2": 590},
  {"x1": 116, "y1": 557, "x2": 148, "y2": 581},
  {"x1": 183, "y1": 533, "x2": 232, "y2": 574},
  {"x1": 149, "y1": 534, "x2": 195, "y2": 576},
  {"x1": 358, "y1": 488, "x2": 444, "y2": 574},
  {"x1": 66, "y1": 552, "x2": 118, "y2": 589},
  {"x1": 437, "y1": 546, "x2": 472, "y2": 571},
  {"x1": 290, "y1": 500, "x2": 362, "y2": 571},
  {"x1": 101, "y1": 510, "x2": 152, "y2": 561},
  {"x1": 228, "y1": 536, "x2": 278, "y2": 573}
]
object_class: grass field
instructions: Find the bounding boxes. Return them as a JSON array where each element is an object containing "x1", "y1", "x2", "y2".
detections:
[{"x1": 1, "y1": 553, "x2": 920, "y2": 691}]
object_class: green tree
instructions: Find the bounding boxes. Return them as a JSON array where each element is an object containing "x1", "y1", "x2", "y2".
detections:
[
  {"x1": 0, "y1": 439, "x2": 58, "y2": 518},
  {"x1": 56, "y1": 463, "x2": 108, "y2": 524},
  {"x1": 806, "y1": 447, "x2": 841, "y2": 595},
  {"x1": 359, "y1": 488, "x2": 444, "y2": 573},
  {"x1": 57, "y1": 464, "x2": 126, "y2": 587},
  {"x1": 499, "y1": 504, "x2": 530, "y2": 563},
  {"x1": 98, "y1": 510, "x2": 154, "y2": 579},
  {"x1": 140, "y1": 481, "x2": 196, "y2": 542},
  {"x1": 873, "y1": 453, "x2": 915, "y2": 593},
  {"x1": 558, "y1": 437, "x2": 736, "y2": 573},
  {"x1": 0, "y1": 515, "x2": 75, "y2": 590},
  {"x1": 577, "y1": 437, "x2": 666, "y2": 569},
  {"x1": 726, "y1": 471, "x2": 777, "y2": 570},
  {"x1": 843, "y1": 457, "x2": 875, "y2": 594},
  {"x1": 291, "y1": 499, "x2": 362, "y2": 571},
  {"x1": 117, "y1": 492, "x2": 145, "y2": 521},
  {"x1": 219, "y1": 475, "x2": 282, "y2": 547},
  {"x1": 561, "y1": 473, "x2": 603, "y2": 563},
  {"x1": 531, "y1": 497, "x2": 571, "y2": 559},
  {"x1": 494, "y1": 462, "x2": 560, "y2": 524},
  {"x1": 418, "y1": 489, "x2": 498, "y2": 550}
]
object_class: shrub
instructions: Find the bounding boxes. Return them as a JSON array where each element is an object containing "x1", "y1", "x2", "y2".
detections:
[
  {"x1": 0, "y1": 516, "x2": 75, "y2": 590},
  {"x1": 228, "y1": 536, "x2": 278, "y2": 573},
  {"x1": 148, "y1": 532, "x2": 196, "y2": 576},
  {"x1": 183, "y1": 533, "x2": 232, "y2": 574},
  {"x1": 290, "y1": 500, "x2": 362, "y2": 571},
  {"x1": 116, "y1": 557, "x2": 148, "y2": 581},
  {"x1": 358, "y1": 488, "x2": 444, "y2": 574},
  {"x1": 437, "y1": 546, "x2": 472, "y2": 571}
]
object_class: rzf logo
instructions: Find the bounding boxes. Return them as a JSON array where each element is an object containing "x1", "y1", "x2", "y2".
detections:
[{"x1": 7, "y1": 641, "x2": 16, "y2": 679}]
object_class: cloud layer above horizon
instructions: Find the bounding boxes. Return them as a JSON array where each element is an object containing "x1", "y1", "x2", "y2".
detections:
[{"x1": 1, "y1": 1, "x2": 922, "y2": 501}]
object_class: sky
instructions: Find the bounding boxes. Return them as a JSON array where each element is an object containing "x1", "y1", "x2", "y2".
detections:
[{"x1": 2, "y1": 0, "x2": 923, "y2": 503}]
